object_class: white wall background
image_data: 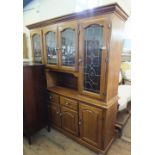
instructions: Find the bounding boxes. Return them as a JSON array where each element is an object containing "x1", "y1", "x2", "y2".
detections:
[{"x1": 23, "y1": 0, "x2": 131, "y2": 60}]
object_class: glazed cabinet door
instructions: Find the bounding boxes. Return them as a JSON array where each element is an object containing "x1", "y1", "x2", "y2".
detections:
[
  {"x1": 50, "y1": 103, "x2": 61, "y2": 128},
  {"x1": 79, "y1": 19, "x2": 108, "y2": 100},
  {"x1": 30, "y1": 30, "x2": 44, "y2": 64},
  {"x1": 61, "y1": 106, "x2": 78, "y2": 136},
  {"x1": 58, "y1": 22, "x2": 78, "y2": 71},
  {"x1": 43, "y1": 26, "x2": 58, "y2": 68},
  {"x1": 79, "y1": 103, "x2": 103, "y2": 148}
]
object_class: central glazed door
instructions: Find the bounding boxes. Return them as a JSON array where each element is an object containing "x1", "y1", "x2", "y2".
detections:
[
  {"x1": 79, "y1": 103, "x2": 103, "y2": 148},
  {"x1": 79, "y1": 18, "x2": 108, "y2": 100},
  {"x1": 58, "y1": 21, "x2": 78, "y2": 71}
]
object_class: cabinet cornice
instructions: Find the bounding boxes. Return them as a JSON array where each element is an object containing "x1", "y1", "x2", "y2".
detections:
[{"x1": 26, "y1": 3, "x2": 128, "y2": 30}]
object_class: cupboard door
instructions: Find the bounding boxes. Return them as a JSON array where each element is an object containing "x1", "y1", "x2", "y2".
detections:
[
  {"x1": 79, "y1": 19, "x2": 107, "y2": 99},
  {"x1": 58, "y1": 22, "x2": 78, "y2": 71},
  {"x1": 30, "y1": 30, "x2": 43, "y2": 64},
  {"x1": 50, "y1": 103, "x2": 61, "y2": 128},
  {"x1": 43, "y1": 26, "x2": 58, "y2": 68},
  {"x1": 61, "y1": 106, "x2": 78, "y2": 136},
  {"x1": 79, "y1": 103, "x2": 103, "y2": 148}
]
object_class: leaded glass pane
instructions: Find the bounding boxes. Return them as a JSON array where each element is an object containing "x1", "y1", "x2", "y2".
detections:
[
  {"x1": 32, "y1": 34, "x2": 42, "y2": 63},
  {"x1": 61, "y1": 28, "x2": 75, "y2": 66},
  {"x1": 84, "y1": 24, "x2": 103, "y2": 93},
  {"x1": 45, "y1": 31, "x2": 57, "y2": 64}
]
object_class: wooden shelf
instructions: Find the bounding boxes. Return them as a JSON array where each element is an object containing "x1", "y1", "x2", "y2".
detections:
[
  {"x1": 47, "y1": 86, "x2": 117, "y2": 109},
  {"x1": 46, "y1": 67, "x2": 79, "y2": 77}
]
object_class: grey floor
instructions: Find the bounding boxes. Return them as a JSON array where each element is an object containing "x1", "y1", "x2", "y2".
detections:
[{"x1": 23, "y1": 118, "x2": 131, "y2": 155}]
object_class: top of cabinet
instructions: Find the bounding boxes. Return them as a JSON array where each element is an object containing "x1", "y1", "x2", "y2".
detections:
[{"x1": 26, "y1": 3, "x2": 129, "y2": 30}]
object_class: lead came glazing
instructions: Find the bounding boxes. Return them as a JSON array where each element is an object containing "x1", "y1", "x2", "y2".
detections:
[
  {"x1": 32, "y1": 34, "x2": 42, "y2": 63},
  {"x1": 61, "y1": 28, "x2": 76, "y2": 66},
  {"x1": 84, "y1": 24, "x2": 103, "y2": 93},
  {"x1": 45, "y1": 31, "x2": 57, "y2": 64}
]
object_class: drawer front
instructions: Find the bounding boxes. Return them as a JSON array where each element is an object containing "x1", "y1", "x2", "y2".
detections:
[
  {"x1": 48, "y1": 93, "x2": 59, "y2": 104},
  {"x1": 60, "y1": 96, "x2": 78, "y2": 111}
]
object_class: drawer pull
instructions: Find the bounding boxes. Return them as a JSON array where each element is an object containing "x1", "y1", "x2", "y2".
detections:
[
  {"x1": 65, "y1": 102, "x2": 69, "y2": 105},
  {"x1": 56, "y1": 111, "x2": 59, "y2": 114},
  {"x1": 59, "y1": 113, "x2": 62, "y2": 117},
  {"x1": 50, "y1": 96, "x2": 53, "y2": 99}
]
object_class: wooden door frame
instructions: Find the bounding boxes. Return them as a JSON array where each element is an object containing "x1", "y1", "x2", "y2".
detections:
[
  {"x1": 30, "y1": 29, "x2": 44, "y2": 64},
  {"x1": 43, "y1": 25, "x2": 59, "y2": 69},
  {"x1": 61, "y1": 106, "x2": 78, "y2": 136},
  {"x1": 58, "y1": 21, "x2": 79, "y2": 72},
  {"x1": 79, "y1": 103, "x2": 103, "y2": 148},
  {"x1": 78, "y1": 18, "x2": 108, "y2": 100}
]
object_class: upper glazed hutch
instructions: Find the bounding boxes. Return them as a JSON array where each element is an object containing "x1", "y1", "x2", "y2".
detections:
[{"x1": 28, "y1": 3, "x2": 128, "y2": 154}]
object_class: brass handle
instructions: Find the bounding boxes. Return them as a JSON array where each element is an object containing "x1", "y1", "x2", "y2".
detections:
[
  {"x1": 59, "y1": 113, "x2": 62, "y2": 117},
  {"x1": 55, "y1": 48, "x2": 60, "y2": 50},
  {"x1": 78, "y1": 59, "x2": 83, "y2": 64},
  {"x1": 65, "y1": 102, "x2": 69, "y2": 105},
  {"x1": 56, "y1": 111, "x2": 59, "y2": 114},
  {"x1": 50, "y1": 96, "x2": 53, "y2": 99},
  {"x1": 79, "y1": 121, "x2": 82, "y2": 125}
]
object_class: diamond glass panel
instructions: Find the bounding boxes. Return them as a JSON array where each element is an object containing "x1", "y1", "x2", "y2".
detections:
[
  {"x1": 32, "y1": 34, "x2": 42, "y2": 63},
  {"x1": 45, "y1": 31, "x2": 57, "y2": 64},
  {"x1": 61, "y1": 28, "x2": 75, "y2": 66},
  {"x1": 84, "y1": 24, "x2": 103, "y2": 93}
]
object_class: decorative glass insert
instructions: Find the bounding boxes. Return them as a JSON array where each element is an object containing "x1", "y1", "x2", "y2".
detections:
[
  {"x1": 32, "y1": 34, "x2": 42, "y2": 63},
  {"x1": 45, "y1": 31, "x2": 57, "y2": 64},
  {"x1": 61, "y1": 28, "x2": 76, "y2": 66},
  {"x1": 83, "y1": 24, "x2": 103, "y2": 93}
]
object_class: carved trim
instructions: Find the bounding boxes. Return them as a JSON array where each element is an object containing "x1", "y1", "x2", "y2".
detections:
[{"x1": 26, "y1": 3, "x2": 128, "y2": 30}]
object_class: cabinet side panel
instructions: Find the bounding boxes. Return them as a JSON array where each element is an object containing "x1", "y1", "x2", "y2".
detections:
[
  {"x1": 106, "y1": 15, "x2": 125, "y2": 101},
  {"x1": 103, "y1": 102, "x2": 117, "y2": 149}
]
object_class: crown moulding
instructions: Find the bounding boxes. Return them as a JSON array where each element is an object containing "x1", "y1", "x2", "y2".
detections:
[{"x1": 26, "y1": 3, "x2": 129, "y2": 30}]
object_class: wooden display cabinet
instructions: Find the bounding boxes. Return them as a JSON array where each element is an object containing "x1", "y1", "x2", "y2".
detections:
[{"x1": 27, "y1": 3, "x2": 128, "y2": 154}]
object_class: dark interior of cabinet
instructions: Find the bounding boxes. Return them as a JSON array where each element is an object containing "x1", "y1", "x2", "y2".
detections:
[{"x1": 46, "y1": 69, "x2": 78, "y2": 90}]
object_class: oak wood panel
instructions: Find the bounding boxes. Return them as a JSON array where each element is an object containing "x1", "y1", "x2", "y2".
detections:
[
  {"x1": 103, "y1": 102, "x2": 117, "y2": 149},
  {"x1": 60, "y1": 96, "x2": 78, "y2": 111},
  {"x1": 105, "y1": 15, "x2": 125, "y2": 101},
  {"x1": 27, "y1": 3, "x2": 128, "y2": 29},
  {"x1": 79, "y1": 103, "x2": 103, "y2": 148},
  {"x1": 50, "y1": 103, "x2": 61, "y2": 128},
  {"x1": 61, "y1": 106, "x2": 78, "y2": 136}
]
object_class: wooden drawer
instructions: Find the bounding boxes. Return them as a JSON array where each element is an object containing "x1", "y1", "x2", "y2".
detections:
[
  {"x1": 60, "y1": 96, "x2": 78, "y2": 111},
  {"x1": 48, "y1": 93, "x2": 59, "y2": 104}
]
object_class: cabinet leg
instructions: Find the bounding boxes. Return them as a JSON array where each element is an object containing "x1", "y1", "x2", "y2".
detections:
[
  {"x1": 28, "y1": 136, "x2": 31, "y2": 145},
  {"x1": 47, "y1": 124, "x2": 51, "y2": 132}
]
